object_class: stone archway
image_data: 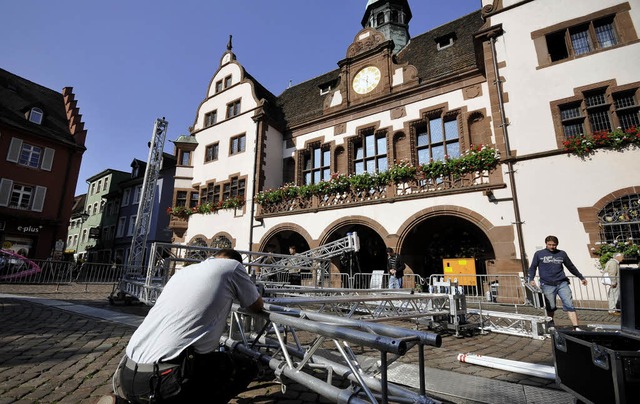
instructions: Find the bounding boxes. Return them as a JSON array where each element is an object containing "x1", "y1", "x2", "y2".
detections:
[{"x1": 401, "y1": 215, "x2": 495, "y2": 279}]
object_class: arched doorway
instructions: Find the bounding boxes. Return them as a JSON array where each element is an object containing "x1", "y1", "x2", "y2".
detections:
[
  {"x1": 403, "y1": 215, "x2": 494, "y2": 279},
  {"x1": 325, "y1": 224, "x2": 387, "y2": 276},
  {"x1": 261, "y1": 230, "x2": 310, "y2": 255}
]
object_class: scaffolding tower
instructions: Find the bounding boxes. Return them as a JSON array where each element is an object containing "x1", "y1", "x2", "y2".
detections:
[
  {"x1": 110, "y1": 118, "x2": 168, "y2": 304},
  {"x1": 127, "y1": 117, "x2": 168, "y2": 272}
]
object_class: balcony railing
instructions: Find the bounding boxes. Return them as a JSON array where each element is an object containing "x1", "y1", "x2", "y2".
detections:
[{"x1": 258, "y1": 170, "x2": 496, "y2": 217}]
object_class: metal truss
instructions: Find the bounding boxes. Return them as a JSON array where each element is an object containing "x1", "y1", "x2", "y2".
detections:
[
  {"x1": 265, "y1": 289, "x2": 450, "y2": 321},
  {"x1": 466, "y1": 308, "x2": 550, "y2": 340},
  {"x1": 127, "y1": 118, "x2": 169, "y2": 273},
  {"x1": 112, "y1": 233, "x2": 360, "y2": 305},
  {"x1": 225, "y1": 302, "x2": 442, "y2": 404}
]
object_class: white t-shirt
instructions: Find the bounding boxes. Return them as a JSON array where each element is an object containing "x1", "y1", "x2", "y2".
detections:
[{"x1": 126, "y1": 257, "x2": 260, "y2": 363}]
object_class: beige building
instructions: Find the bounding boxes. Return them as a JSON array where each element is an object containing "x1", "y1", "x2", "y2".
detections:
[{"x1": 169, "y1": 0, "x2": 640, "y2": 282}]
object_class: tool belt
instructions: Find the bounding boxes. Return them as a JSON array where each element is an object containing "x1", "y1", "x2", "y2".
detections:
[{"x1": 116, "y1": 350, "x2": 193, "y2": 403}]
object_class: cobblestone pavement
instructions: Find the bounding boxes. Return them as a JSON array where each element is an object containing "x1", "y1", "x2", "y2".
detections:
[{"x1": 0, "y1": 284, "x2": 621, "y2": 403}]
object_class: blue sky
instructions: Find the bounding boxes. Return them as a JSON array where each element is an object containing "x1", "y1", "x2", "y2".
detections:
[{"x1": 1, "y1": 1, "x2": 480, "y2": 196}]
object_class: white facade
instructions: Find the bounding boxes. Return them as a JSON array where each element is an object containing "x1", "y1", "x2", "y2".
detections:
[{"x1": 170, "y1": 0, "x2": 640, "y2": 281}]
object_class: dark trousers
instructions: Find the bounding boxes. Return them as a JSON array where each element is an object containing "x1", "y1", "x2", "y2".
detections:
[{"x1": 117, "y1": 351, "x2": 258, "y2": 403}]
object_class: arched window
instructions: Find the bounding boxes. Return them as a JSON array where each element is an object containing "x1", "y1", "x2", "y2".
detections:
[
  {"x1": 211, "y1": 235, "x2": 232, "y2": 249},
  {"x1": 28, "y1": 107, "x2": 43, "y2": 124},
  {"x1": 187, "y1": 237, "x2": 209, "y2": 262},
  {"x1": 391, "y1": 10, "x2": 399, "y2": 23},
  {"x1": 376, "y1": 12, "x2": 385, "y2": 26},
  {"x1": 598, "y1": 194, "x2": 640, "y2": 244}
]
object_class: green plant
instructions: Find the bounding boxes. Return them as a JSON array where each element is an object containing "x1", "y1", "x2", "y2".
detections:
[
  {"x1": 593, "y1": 241, "x2": 639, "y2": 267},
  {"x1": 167, "y1": 197, "x2": 245, "y2": 219},
  {"x1": 563, "y1": 126, "x2": 640, "y2": 157},
  {"x1": 254, "y1": 145, "x2": 501, "y2": 206}
]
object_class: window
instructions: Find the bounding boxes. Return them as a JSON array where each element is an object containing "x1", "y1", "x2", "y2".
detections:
[
  {"x1": 127, "y1": 215, "x2": 137, "y2": 236},
  {"x1": 554, "y1": 83, "x2": 640, "y2": 141},
  {"x1": 353, "y1": 131, "x2": 387, "y2": 175},
  {"x1": 93, "y1": 202, "x2": 99, "y2": 215},
  {"x1": 9, "y1": 184, "x2": 32, "y2": 209},
  {"x1": 18, "y1": 143, "x2": 43, "y2": 168},
  {"x1": 6, "y1": 138, "x2": 54, "y2": 170},
  {"x1": 204, "y1": 110, "x2": 217, "y2": 127},
  {"x1": 190, "y1": 191, "x2": 199, "y2": 208},
  {"x1": 415, "y1": 115, "x2": 460, "y2": 164},
  {"x1": 598, "y1": 194, "x2": 640, "y2": 244},
  {"x1": 205, "y1": 143, "x2": 219, "y2": 162},
  {"x1": 230, "y1": 134, "x2": 246, "y2": 155},
  {"x1": 201, "y1": 183, "x2": 221, "y2": 204},
  {"x1": 215, "y1": 80, "x2": 223, "y2": 93},
  {"x1": 133, "y1": 185, "x2": 142, "y2": 204},
  {"x1": 121, "y1": 189, "x2": 131, "y2": 206},
  {"x1": 28, "y1": 107, "x2": 43, "y2": 124},
  {"x1": 226, "y1": 100, "x2": 241, "y2": 118},
  {"x1": 548, "y1": 17, "x2": 618, "y2": 62},
  {"x1": 435, "y1": 34, "x2": 456, "y2": 51},
  {"x1": 176, "y1": 191, "x2": 188, "y2": 207},
  {"x1": 0, "y1": 179, "x2": 45, "y2": 212},
  {"x1": 223, "y1": 177, "x2": 246, "y2": 200},
  {"x1": 116, "y1": 217, "x2": 126, "y2": 238},
  {"x1": 376, "y1": 13, "x2": 384, "y2": 26},
  {"x1": 614, "y1": 91, "x2": 640, "y2": 130},
  {"x1": 303, "y1": 145, "x2": 331, "y2": 184},
  {"x1": 179, "y1": 150, "x2": 191, "y2": 166},
  {"x1": 224, "y1": 75, "x2": 232, "y2": 88},
  {"x1": 103, "y1": 177, "x2": 109, "y2": 191},
  {"x1": 532, "y1": 4, "x2": 636, "y2": 67}
]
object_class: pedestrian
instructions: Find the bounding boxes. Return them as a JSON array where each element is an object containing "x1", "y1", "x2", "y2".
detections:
[
  {"x1": 604, "y1": 252, "x2": 624, "y2": 315},
  {"x1": 98, "y1": 248, "x2": 263, "y2": 404},
  {"x1": 528, "y1": 235, "x2": 588, "y2": 331},
  {"x1": 386, "y1": 247, "x2": 405, "y2": 289}
]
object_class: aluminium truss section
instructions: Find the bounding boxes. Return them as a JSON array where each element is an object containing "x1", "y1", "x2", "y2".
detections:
[
  {"x1": 225, "y1": 302, "x2": 442, "y2": 404},
  {"x1": 466, "y1": 308, "x2": 551, "y2": 340},
  {"x1": 116, "y1": 242, "x2": 333, "y2": 305},
  {"x1": 255, "y1": 232, "x2": 360, "y2": 283}
]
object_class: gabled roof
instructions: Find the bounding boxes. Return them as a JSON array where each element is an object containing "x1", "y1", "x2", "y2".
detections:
[
  {"x1": 274, "y1": 9, "x2": 483, "y2": 128},
  {"x1": 0, "y1": 68, "x2": 75, "y2": 144}
]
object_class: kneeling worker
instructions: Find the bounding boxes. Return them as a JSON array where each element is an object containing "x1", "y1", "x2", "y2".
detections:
[{"x1": 99, "y1": 248, "x2": 263, "y2": 403}]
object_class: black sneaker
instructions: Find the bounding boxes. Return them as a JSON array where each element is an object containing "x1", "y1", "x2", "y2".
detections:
[
  {"x1": 573, "y1": 326, "x2": 583, "y2": 331},
  {"x1": 546, "y1": 320, "x2": 556, "y2": 330}
]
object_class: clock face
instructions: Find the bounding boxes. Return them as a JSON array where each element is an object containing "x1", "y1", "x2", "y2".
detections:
[{"x1": 352, "y1": 66, "x2": 381, "y2": 95}]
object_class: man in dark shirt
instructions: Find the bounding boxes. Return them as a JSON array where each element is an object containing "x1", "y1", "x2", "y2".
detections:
[
  {"x1": 386, "y1": 247, "x2": 405, "y2": 288},
  {"x1": 528, "y1": 235, "x2": 588, "y2": 330}
]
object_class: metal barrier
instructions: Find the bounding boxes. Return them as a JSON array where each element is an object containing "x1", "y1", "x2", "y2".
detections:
[
  {"x1": 0, "y1": 259, "x2": 127, "y2": 288},
  {"x1": 2, "y1": 258, "x2": 614, "y2": 312}
]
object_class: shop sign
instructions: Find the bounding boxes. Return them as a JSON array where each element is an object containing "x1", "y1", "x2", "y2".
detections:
[{"x1": 17, "y1": 225, "x2": 42, "y2": 234}]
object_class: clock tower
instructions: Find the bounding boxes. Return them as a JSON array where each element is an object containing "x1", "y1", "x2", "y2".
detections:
[{"x1": 362, "y1": 0, "x2": 412, "y2": 54}]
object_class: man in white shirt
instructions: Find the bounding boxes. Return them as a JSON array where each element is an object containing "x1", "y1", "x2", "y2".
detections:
[{"x1": 100, "y1": 248, "x2": 263, "y2": 404}]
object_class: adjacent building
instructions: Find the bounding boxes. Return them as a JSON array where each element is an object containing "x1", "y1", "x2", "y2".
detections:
[
  {"x1": 111, "y1": 154, "x2": 176, "y2": 265},
  {"x1": 169, "y1": 0, "x2": 639, "y2": 280},
  {"x1": 0, "y1": 68, "x2": 87, "y2": 259}
]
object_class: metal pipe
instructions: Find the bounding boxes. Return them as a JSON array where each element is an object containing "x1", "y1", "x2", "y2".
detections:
[
  {"x1": 226, "y1": 336, "x2": 439, "y2": 404},
  {"x1": 489, "y1": 35, "x2": 528, "y2": 274},
  {"x1": 265, "y1": 303, "x2": 442, "y2": 347},
  {"x1": 457, "y1": 353, "x2": 555, "y2": 379},
  {"x1": 249, "y1": 306, "x2": 409, "y2": 355}
]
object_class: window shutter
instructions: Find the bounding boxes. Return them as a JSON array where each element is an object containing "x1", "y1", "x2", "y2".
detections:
[
  {"x1": 41, "y1": 148, "x2": 55, "y2": 171},
  {"x1": 7, "y1": 138, "x2": 22, "y2": 163},
  {"x1": 32, "y1": 186, "x2": 47, "y2": 212},
  {"x1": 0, "y1": 179, "x2": 13, "y2": 206}
]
